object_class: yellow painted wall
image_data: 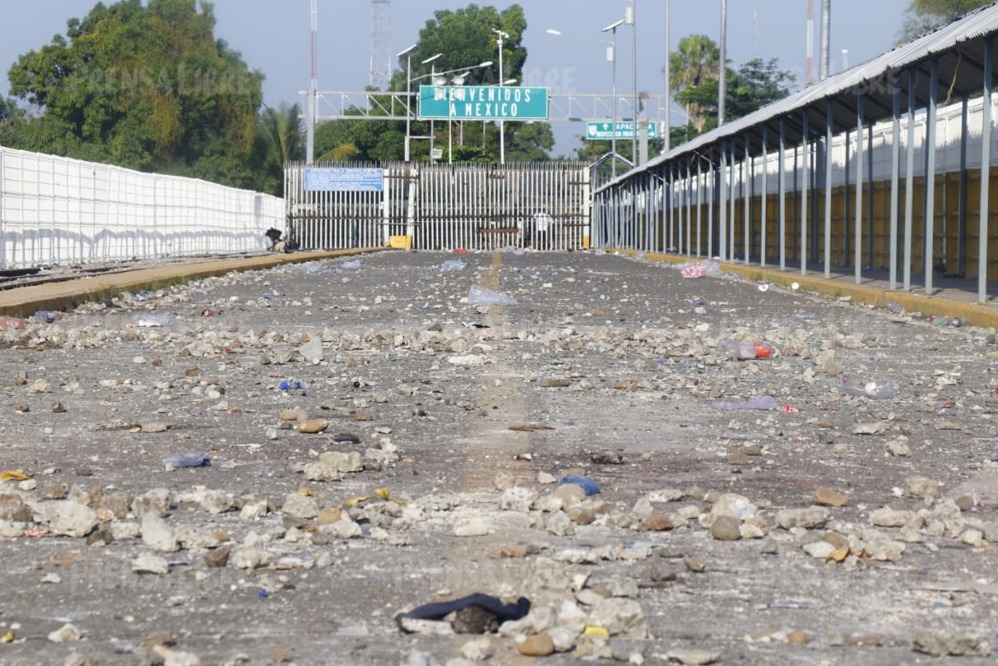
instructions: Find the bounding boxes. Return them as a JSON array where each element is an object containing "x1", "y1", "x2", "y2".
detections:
[{"x1": 674, "y1": 168, "x2": 998, "y2": 279}]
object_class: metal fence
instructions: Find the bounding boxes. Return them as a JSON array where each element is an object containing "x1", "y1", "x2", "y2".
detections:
[
  {"x1": 0, "y1": 146, "x2": 285, "y2": 270},
  {"x1": 285, "y1": 161, "x2": 591, "y2": 252}
]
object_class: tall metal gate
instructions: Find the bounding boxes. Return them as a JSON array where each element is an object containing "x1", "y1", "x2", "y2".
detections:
[{"x1": 285, "y1": 162, "x2": 590, "y2": 251}]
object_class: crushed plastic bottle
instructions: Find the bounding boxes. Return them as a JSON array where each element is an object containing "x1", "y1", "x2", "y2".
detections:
[
  {"x1": 467, "y1": 285, "x2": 517, "y2": 306},
  {"x1": 33, "y1": 311, "x2": 59, "y2": 324},
  {"x1": 887, "y1": 301, "x2": 904, "y2": 315},
  {"x1": 280, "y1": 380, "x2": 307, "y2": 391},
  {"x1": 708, "y1": 396, "x2": 780, "y2": 411},
  {"x1": 724, "y1": 340, "x2": 774, "y2": 360},
  {"x1": 128, "y1": 314, "x2": 174, "y2": 328},
  {"x1": 841, "y1": 378, "x2": 896, "y2": 399},
  {"x1": 162, "y1": 453, "x2": 211, "y2": 469}
]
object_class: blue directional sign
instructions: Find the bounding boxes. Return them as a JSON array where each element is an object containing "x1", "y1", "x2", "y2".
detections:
[
  {"x1": 418, "y1": 85, "x2": 549, "y2": 120},
  {"x1": 585, "y1": 121, "x2": 658, "y2": 140},
  {"x1": 304, "y1": 168, "x2": 383, "y2": 192}
]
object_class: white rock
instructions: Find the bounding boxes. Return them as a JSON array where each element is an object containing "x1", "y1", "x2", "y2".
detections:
[
  {"x1": 299, "y1": 338, "x2": 324, "y2": 364},
  {"x1": 499, "y1": 487, "x2": 539, "y2": 513},
  {"x1": 802, "y1": 541, "x2": 836, "y2": 558},
  {"x1": 459, "y1": 637, "x2": 493, "y2": 661},
  {"x1": 710, "y1": 493, "x2": 757, "y2": 520},
  {"x1": 587, "y1": 598, "x2": 647, "y2": 639},
  {"x1": 110, "y1": 521, "x2": 141, "y2": 541},
  {"x1": 281, "y1": 493, "x2": 320, "y2": 520},
  {"x1": 40, "y1": 501, "x2": 97, "y2": 538},
  {"x1": 229, "y1": 546, "x2": 268, "y2": 570},
  {"x1": 141, "y1": 513, "x2": 178, "y2": 552},
  {"x1": 869, "y1": 507, "x2": 914, "y2": 527},
  {"x1": 153, "y1": 646, "x2": 202, "y2": 666},
  {"x1": 546, "y1": 511, "x2": 576, "y2": 537},
  {"x1": 132, "y1": 552, "x2": 170, "y2": 575},
  {"x1": 453, "y1": 517, "x2": 490, "y2": 537},
  {"x1": 317, "y1": 518, "x2": 363, "y2": 539},
  {"x1": 47, "y1": 623, "x2": 82, "y2": 643}
]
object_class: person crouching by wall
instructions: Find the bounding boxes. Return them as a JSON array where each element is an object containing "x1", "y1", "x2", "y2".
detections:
[{"x1": 265, "y1": 228, "x2": 299, "y2": 253}]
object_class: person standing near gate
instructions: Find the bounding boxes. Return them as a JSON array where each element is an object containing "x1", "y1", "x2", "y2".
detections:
[{"x1": 533, "y1": 208, "x2": 552, "y2": 251}]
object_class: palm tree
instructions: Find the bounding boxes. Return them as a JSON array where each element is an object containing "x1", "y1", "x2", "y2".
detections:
[
  {"x1": 260, "y1": 103, "x2": 305, "y2": 166},
  {"x1": 670, "y1": 35, "x2": 721, "y2": 134}
]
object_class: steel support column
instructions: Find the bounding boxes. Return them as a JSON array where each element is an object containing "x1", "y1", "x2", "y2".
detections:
[
  {"x1": 801, "y1": 111, "x2": 809, "y2": 275},
  {"x1": 762, "y1": 126, "x2": 769, "y2": 267},
  {"x1": 855, "y1": 95, "x2": 864, "y2": 285},
  {"x1": 890, "y1": 74, "x2": 901, "y2": 289},
  {"x1": 925, "y1": 57, "x2": 939, "y2": 295},
  {"x1": 904, "y1": 69, "x2": 916, "y2": 291},
  {"x1": 779, "y1": 118, "x2": 787, "y2": 270},
  {"x1": 825, "y1": 99, "x2": 834, "y2": 278},
  {"x1": 980, "y1": 37, "x2": 994, "y2": 302}
]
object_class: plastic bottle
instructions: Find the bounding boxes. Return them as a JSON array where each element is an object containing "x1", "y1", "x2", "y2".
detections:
[
  {"x1": 128, "y1": 314, "x2": 174, "y2": 328},
  {"x1": 724, "y1": 340, "x2": 774, "y2": 360},
  {"x1": 33, "y1": 311, "x2": 59, "y2": 324},
  {"x1": 841, "y1": 378, "x2": 895, "y2": 399},
  {"x1": 280, "y1": 380, "x2": 307, "y2": 391}
]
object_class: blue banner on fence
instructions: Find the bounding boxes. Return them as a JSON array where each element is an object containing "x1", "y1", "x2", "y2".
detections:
[{"x1": 304, "y1": 168, "x2": 384, "y2": 192}]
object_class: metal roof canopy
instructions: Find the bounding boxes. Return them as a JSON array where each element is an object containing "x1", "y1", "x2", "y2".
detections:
[{"x1": 599, "y1": 3, "x2": 998, "y2": 189}]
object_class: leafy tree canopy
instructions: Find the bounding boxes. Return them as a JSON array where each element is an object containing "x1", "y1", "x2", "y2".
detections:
[
  {"x1": 6, "y1": 0, "x2": 265, "y2": 188},
  {"x1": 897, "y1": 0, "x2": 991, "y2": 43},
  {"x1": 318, "y1": 3, "x2": 553, "y2": 164}
]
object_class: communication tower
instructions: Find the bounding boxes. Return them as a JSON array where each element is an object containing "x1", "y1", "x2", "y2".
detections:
[{"x1": 371, "y1": 0, "x2": 392, "y2": 90}]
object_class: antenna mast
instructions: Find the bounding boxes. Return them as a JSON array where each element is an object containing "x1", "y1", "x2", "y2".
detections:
[{"x1": 371, "y1": 0, "x2": 392, "y2": 89}]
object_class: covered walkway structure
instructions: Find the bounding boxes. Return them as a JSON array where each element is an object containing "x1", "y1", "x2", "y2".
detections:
[{"x1": 593, "y1": 5, "x2": 998, "y2": 303}]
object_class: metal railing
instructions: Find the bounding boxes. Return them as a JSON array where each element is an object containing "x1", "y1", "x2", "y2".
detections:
[{"x1": 285, "y1": 161, "x2": 591, "y2": 252}]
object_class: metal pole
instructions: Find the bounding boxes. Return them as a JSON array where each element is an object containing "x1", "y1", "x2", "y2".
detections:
[
  {"x1": 612, "y1": 28, "x2": 619, "y2": 176},
  {"x1": 779, "y1": 117, "x2": 786, "y2": 270},
  {"x1": 905, "y1": 69, "x2": 916, "y2": 291},
  {"x1": 889, "y1": 75, "x2": 901, "y2": 289},
  {"x1": 819, "y1": 0, "x2": 831, "y2": 81},
  {"x1": 825, "y1": 99, "x2": 833, "y2": 278},
  {"x1": 855, "y1": 95, "x2": 864, "y2": 285},
  {"x1": 744, "y1": 134, "x2": 750, "y2": 263},
  {"x1": 924, "y1": 57, "x2": 939, "y2": 295},
  {"x1": 980, "y1": 38, "x2": 993, "y2": 303},
  {"x1": 628, "y1": 1, "x2": 638, "y2": 164},
  {"x1": 499, "y1": 33, "x2": 505, "y2": 165},
  {"x1": 719, "y1": 0, "x2": 727, "y2": 126},
  {"x1": 762, "y1": 125, "x2": 768, "y2": 267},
  {"x1": 664, "y1": 0, "x2": 671, "y2": 153},
  {"x1": 405, "y1": 53, "x2": 412, "y2": 161},
  {"x1": 802, "y1": 111, "x2": 809, "y2": 275},
  {"x1": 959, "y1": 93, "x2": 969, "y2": 277},
  {"x1": 717, "y1": 143, "x2": 728, "y2": 261}
]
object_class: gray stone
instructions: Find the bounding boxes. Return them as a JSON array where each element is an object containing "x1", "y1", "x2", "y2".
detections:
[
  {"x1": 299, "y1": 338, "x2": 324, "y2": 364},
  {"x1": 710, "y1": 515, "x2": 742, "y2": 541},
  {"x1": 710, "y1": 493, "x2": 757, "y2": 520},
  {"x1": 229, "y1": 546, "x2": 268, "y2": 570},
  {"x1": 546, "y1": 511, "x2": 576, "y2": 537},
  {"x1": 665, "y1": 648, "x2": 722, "y2": 665},
  {"x1": 587, "y1": 598, "x2": 647, "y2": 639},
  {"x1": 913, "y1": 631, "x2": 991, "y2": 658},
  {"x1": 281, "y1": 493, "x2": 320, "y2": 520},
  {"x1": 141, "y1": 513, "x2": 178, "y2": 552},
  {"x1": 499, "y1": 487, "x2": 539, "y2": 513},
  {"x1": 869, "y1": 507, "x2": 914, "y2": 528},
  {"x1": 47, "y1": 624, "x2": 82, "y2": 643},
  {"x1": 40, "y1": 501, "x2": 97, "y2": 538},
  {"x1": 132, "y1": 552, "x2": 170, "y2": 575},
  {"x1": 775, "y1": 506, "x2": 830, "y2": 530},
  {"x1": 904, "y1": 476, "x2": 940, "y2": 501},
  {"x1": 132, "y1": 488, "x2": 172, "y2": 518},
  {"x1": 453, "y1": 517, "x2": 490, "y2": 537}
]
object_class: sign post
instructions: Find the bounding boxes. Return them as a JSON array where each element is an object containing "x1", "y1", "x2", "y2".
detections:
[{"x1": 418, "y1": 85, "x2": 550, "y2": 121}]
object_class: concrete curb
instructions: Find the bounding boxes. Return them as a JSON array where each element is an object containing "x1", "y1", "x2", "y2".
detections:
[
  {"x1": 0, "y1": 248, "x2": 383, "y2": 319},
  {"x1": 616, "y1": 250, "x2": 998, "y2": 329}
]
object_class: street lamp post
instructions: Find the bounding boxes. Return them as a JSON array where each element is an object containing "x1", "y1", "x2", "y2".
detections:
[
  {"x1": 602, "y1": 20, "x2": 624, "y2": 175},
  {"x1": 492, "y1": 29, "x2": 510, "y2": 164},
  {"x1": 548, "y1": 24, "x2": 621, "y2": 175},
  {"x1": 624, "y1": 1, "x2": 638, "y2": 164},
  {"x1": 398, "y1": 44, "x2": 417, "y2": 162}
]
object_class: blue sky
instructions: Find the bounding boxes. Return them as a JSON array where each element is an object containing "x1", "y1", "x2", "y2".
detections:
[{"x1": 1, "y1": 0, "x2": 913, "y2": 157}]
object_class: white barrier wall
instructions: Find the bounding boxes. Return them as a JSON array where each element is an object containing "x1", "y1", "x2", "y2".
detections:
[{"x1": 0, "y1": 147, "x2": 285, "y2": 269}]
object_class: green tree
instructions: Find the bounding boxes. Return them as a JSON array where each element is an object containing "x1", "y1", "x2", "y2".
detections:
[
  {"x1": 6, "y1": 0, "x2": 264, "y2": 188},
  {"x1": 250, "y1": 102, "x2": 304, "y2": 195},
  {"x1": 898, "y1": 0, "x2": 991, "y2": 42},
  {"x1": 670, "y1": 35, "x2": 721, "y2": 133},
  {"x1": 315, "y1": 3, "x2": 550, "y2": 164},
  {"x1": 674, "y1": 58, "x2": 795, "y2": 136}
]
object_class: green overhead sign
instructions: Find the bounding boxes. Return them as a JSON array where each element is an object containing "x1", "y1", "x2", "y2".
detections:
[
  {"x1": 418, "y1": 85, "x2": 549, "y2": 120},
  {"x1": 586, "y1": 122, "x2": 658, "y2": 140}
]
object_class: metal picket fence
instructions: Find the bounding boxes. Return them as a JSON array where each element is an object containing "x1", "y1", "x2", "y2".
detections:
[
  {"x1": 285, "y1": 161, "x2": 591, "y2": 252},
  {"x1": 0, "y1": 146, "x2": 285, "y2": 270}
]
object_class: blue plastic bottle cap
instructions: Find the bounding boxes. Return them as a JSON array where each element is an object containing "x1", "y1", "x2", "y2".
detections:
[{"x1": 280, "y1": 381, "x2": 290, "y2": 390}]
